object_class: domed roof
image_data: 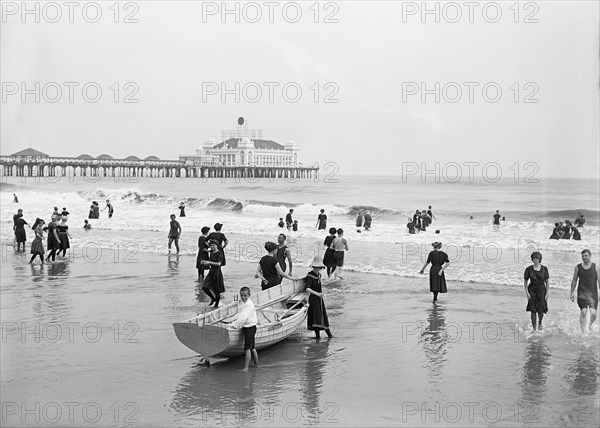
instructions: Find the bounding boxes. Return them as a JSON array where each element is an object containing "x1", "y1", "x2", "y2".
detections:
[
  {"x1": 97, "y1": 154, "x2": 113, "y2": 159},
  {"x1": 125, "y1": 155, "x2": 141, "y2": 161},
  {"x1": 145, "y1": 155, "x2": 160, "y2": 160},
  {"x1": 76, "y1": 154, "x2": 94, "y2": 159}
]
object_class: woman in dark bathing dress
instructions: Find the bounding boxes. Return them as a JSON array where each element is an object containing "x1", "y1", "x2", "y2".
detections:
[
  {"x1": 46, "y1": 216, "x2": 61, "y2": 262},
  {"x1": 195, "y1": 226, "x2": 210, "y2": 279},
  {"x1": 304, "y1": 257, "x2": 333, "y2": 339},
  {"x1": 57, "y1": 218, "x2": 71, "y2": 257},
  {"x1": 322, "y1": 227, "x2": 337, "y2": 279},
  {"x1": 419, "y1": 242, "x2": 450, "y2": 302},
  {"x1": 30, "y1": 218, "x2": 45, "y2": 263},
  {"x1": 13, "y1": 214, "x2": 28, "y2": 252},
  {"x1": 523, "y1": 251, "x2": 549, "y2": 331},
  {"x1": 201, "y1": 240, "x2": 225, "y2": 307}
]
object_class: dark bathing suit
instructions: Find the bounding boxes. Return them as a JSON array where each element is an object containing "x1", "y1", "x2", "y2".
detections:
[
  {"x1": 576, "y1": 263, "x2": 598, "y2": 309},
  {"x1": 259, "y1": 255, "x2": 279, "y2": 290},
  {"x1": 524, "y1": 265, "x2": 549, "y2": 314}
]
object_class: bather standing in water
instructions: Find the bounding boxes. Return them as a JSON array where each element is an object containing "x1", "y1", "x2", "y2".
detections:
[
  {"x1": 419, "y1": 242, "x2": 450, "y2": 303},
  {"x1": 524, "y1": 251, "x2": 549, "y2": 331}
]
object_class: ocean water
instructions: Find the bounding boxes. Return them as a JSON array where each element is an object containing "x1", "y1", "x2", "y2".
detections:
[
  {"x1": 1, "y1": 175, "x2": 598, "y2": 287},
  {"x1": 1, "y1": 175, "x2": 599, "y2": 427}
]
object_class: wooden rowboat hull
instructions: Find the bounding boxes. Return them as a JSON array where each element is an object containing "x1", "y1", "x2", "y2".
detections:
[
  {"x1": 173, "y1": 280, "x2": 308, "y2": 358},
  {"x1": 173, "y1": 306, "x2": 307, "y2": 358}
]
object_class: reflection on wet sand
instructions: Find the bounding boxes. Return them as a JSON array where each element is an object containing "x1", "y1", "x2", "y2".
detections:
[
  {"x1": 560, "y1": 342, "x2": 600, "y2": 427},
  {"x1": 299, "y1": 340, "x2": 331, "y2": 424},
  {"x1": 167, "y1": 255, "x2": 180, "y2": 274},
  {"x1": 30, "y1": 262, "x2": 72, "y2": 323},
  {"x1": 519, "y1": 337, "x2": 551, "y2": 409},
  {"x1": 421, "y1": 303, "x2": 448, "y2": 395},
  {"x1": 567, "y1": 343, "x2": 599, "y2": 397},
  {"x1": 170, "y1": 337, "x2": 331, "y2": 426}
]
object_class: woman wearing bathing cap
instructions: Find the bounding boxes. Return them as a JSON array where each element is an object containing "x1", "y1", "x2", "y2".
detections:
[
  {"x1": 523, "y1": 251, "x2": 549, "y2": 331},
  {"x1": 419, "y1": 242, "x2": 450, "y2": 303}
]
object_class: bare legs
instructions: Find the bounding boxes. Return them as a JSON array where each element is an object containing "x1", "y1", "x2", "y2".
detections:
[
  {"x1": 530, "y1": 312, "x2": 544, "y2": 331},
  {"x1": 580, "y1": 308, "x2": 598, "y2": 334},
  {"x1": 326, "y1": 266, "x2": 336, "y2": 278},
  {"x1": 314, "y1": 329, "x2": 333, "y2": 339},
  {"x1": 242, "y1": 349, "x2": 259, "y2": 371}
]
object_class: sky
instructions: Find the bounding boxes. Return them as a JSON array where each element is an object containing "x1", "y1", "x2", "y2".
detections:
[{"x1": 1, "y1": 1, "x2": 599, "y2": 178}]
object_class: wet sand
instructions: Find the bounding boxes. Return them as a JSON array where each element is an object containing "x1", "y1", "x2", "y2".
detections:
[{"x1": 1, "y1": 249, "x2": 599, "y2": 427}]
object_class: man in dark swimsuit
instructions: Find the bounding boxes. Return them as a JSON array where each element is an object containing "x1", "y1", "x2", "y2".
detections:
[
  {"x1": 413, "y1": 210, "x2": 421, "y2": 232},
  {"x1": 275, "y1": 234, "x2": 293, "y2": 284},
  {"x1": 427, "y1": 205, "x2": 436, "y2": 222},
  {"x1": 285, "y1": 209, "x2": 294, "y2": 231},
  {"x1": 103, "y1": 200, "x2": 114, "y2": 218},
  {"x1": 492, "y1": 210, "x2": 501, "y2": 229},
  {"x1": 168, "y1": 214, "x2": 181, "y2": 254},
  {"x1": 570, "y1": 249, "x2": 600, "y2": 333}
]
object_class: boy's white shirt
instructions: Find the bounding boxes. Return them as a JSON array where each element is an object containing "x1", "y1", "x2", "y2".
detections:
[{"x1": 232, "y1": 299, "x2": 257, "y2": 328}]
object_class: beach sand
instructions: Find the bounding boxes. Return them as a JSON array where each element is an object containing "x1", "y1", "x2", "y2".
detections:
[{"x1": 1, "y1": 249, "x2": 598, "y2": 427}]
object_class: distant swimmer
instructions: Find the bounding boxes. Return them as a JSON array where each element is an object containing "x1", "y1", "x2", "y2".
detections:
[
  {"x1": 83, "y1": 220, "x2": 92, "y2": 230},
  {"x1": 53, "y1": 207, "x2": 60, "y2": 217},
  {"x1": 523, "y1": 251, "x2": 549, "y2": 332},
  {"x1": 492, "y1": 210, "x2": 501, "y2": 229},
  {"x1": 561, "y1": 220, "x2": 572, "y2": 239},
  {"x1": 13, "y1": 194, "x2": 18, "y2": 203},
  {"x1": 292, "y1": 220, "x2": 298, "y2": 232},
  {"x1": 407, "y1": 217, "x2": 416, "y2": 234},
  {"x1": 179, "y1": 202, "x2": 186, "y2": 217},
  {"x1": 570, "y1": 249, "x2": 600, "y2": 334},
  {"x1": 420, "y1": 210, "x2": 428, "y2": 231},
  {"x1": 102, "y1": 199, "x2": 114, "y2": 218},
  {"x1": 572, "y1": 226, "x2": 581, "y2": 241},
  {"x1": 413, "y1": 210, "x2": 421, "y2": 232},
  {"x1": 278, "y1": 218, "x2": 284, "y2": 228},
  {"x1": 574, "y1": 213, "x2": 586, "y2": 228},
  {"x1": 427, "y1": 206, "x2": 436, "y2": 222},
  {"x1": 316, "y1": 209, "x2": 327, "y2": 230},
  {"x1": 61, "y1": 207, "x2": 70, "y2": 217},
  {"x1": 355, "y1": 211, "x2": 363, "y2": 228},
  {"x1": 549, "y1": 222, "x2": 561, "y2": 239},
  {"x1": 363, "y1": 211, "x2": 372, "y2": 231},
  {"x1": 168, "y1": 214, "x2": 181, "y2": 254},
  {"x1": 285, "y1": 209, "x2": 294, "y2": 231}
]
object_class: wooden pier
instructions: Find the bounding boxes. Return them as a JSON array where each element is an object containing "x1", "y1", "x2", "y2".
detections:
[{"x1": 0, "y1": 154, "x2": 319, "y2": 179}]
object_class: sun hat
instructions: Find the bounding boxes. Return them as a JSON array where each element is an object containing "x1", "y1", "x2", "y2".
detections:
[{"x1": 310, "y1": 256, "x2": 325, "y2": 268}]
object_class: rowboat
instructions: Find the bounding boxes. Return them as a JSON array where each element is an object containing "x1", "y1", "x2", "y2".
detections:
[{"x1": 173, "y1": 280, "x2": 308, "y2": 360}]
